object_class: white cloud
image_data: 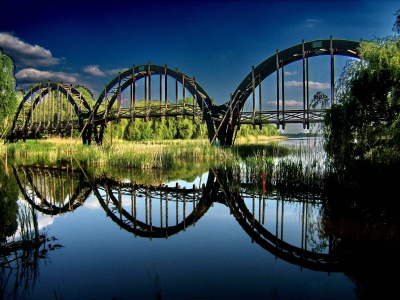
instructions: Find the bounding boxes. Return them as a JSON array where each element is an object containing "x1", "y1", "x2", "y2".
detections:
[
  {"x1": 285, "y1": 80, "x2": 330, "y2": 90},
  {"x1": 0, "y1": 32, "x2": 62, "y2": 68},
  {"x1": 284, "y1": 71, "x2": 298, "y2": 76},
  {"x1": 266, "y1": 99, "x2": 303, "y2": 109},
  {"x1": 83, "y1": 65, "x2": 126, "y2": 77},
  {"x1": 84, "y1": 65, "x2": 106, "y2": 76},
  {"x1": 15, "y1": 68, "x2": 78, "y2": 90},
  {"x1": 106, "y1": 68, "x2": 126, "y2": 75}
]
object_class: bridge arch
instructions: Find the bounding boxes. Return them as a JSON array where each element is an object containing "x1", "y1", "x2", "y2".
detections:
[
  {"x1": 216, "y1": 37, "x2": 362, "y2": 146},
  {"x1": 7, "y1": 81, "x2": 92, "y2": 143},
  {"x1": 88, "y1": 63, "x2": 216, "y2": 145}
]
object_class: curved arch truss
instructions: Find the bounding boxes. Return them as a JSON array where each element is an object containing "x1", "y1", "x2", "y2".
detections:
[
  {"x1": 7, "y1": 81, "x2": 92, "y2": 143},
  {"x1": 6, "y1": 37, "x2": 362, "y2": 146},
  {"x1": 88, "y1": 63, "x2": 216, "y2": 145},
  {"x1": 215, "y1": 37, "x2": 361, "y2": 146}
]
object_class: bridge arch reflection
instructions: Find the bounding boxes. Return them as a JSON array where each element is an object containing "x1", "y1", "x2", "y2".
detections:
[
  {"x1": 14, "y1": 165, "x2": 342, "y2": 272},
  {"x1": 91, "y1": 176, "x2": 214, "y2": 239},
  {"x1": 13, "y1": 165, "x2": 91, "y2": 215}
]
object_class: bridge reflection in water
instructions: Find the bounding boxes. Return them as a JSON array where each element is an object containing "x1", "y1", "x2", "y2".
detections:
[{"x1": 13, "y1": 165, "x2": 339, "y2": 273}]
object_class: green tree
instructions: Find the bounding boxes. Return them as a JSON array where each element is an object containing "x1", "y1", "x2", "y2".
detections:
[
  {"x1": 0, "y1": 166, "x2": 19, "y2": 244},
  {"x1": 0, "y1": 48, "x2": 17, "y2": 137},
  {"x1": 176, "y1": 118, "x2": 194, "y2": 139},
  {"x1": 324, "y1": 36, "x2": 400, "y2": 164},
  {"x1": 74, "y1": 85, "x2": 96, "y2": 108},
  {"x1": 310, "y1": 91, "x2": 330, "y2": 134}
]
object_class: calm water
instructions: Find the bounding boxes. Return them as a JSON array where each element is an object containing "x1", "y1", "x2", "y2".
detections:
[{"x1": 1, "y1": 138, "x2": 399, "y2": 300}]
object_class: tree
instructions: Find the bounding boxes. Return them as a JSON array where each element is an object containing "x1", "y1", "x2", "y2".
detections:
[
  {"x1": 176, "y1": 118, "x2": 194, "y2": 139},
  {"x1": 310, "y1": 92, "x2": 330, "y2": 134},
  {"x1": 74, "y1": 85, "x2": 96, "y2": 108},
  {"x1": 0, "y1": 48, "x2": 17, "y2": 137},
  {"x1": 324, "y1": 36, "x2": 400, "y2": 164},
  {"x1": 0, "y1": 166, "x2": 19, "y2": 244}
]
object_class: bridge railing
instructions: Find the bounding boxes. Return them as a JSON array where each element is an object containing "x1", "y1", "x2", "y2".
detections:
[
  {"x1": 233, "y1": 108, "x2": 326, "y2": 126},
  {"x1": 93, "y1": 102, "x2": 203, "y2": 123},
  {"x1": 10, "y1": 119, "x2": 82, "y2": 139}
]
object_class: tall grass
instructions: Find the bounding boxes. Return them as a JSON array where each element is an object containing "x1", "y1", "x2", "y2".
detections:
[
  {"x1": 230, "y1": 137, "x2": 329, "y2": 195},
  {"x1": 17, "y1": 201, "x2": 40, "y2": 242},
  {"x1": 3, "y1": 137, "x2": 331, "y2": 194},
  {"x1": 2, "y1": 138, "x2": 236, "y2": 170}
]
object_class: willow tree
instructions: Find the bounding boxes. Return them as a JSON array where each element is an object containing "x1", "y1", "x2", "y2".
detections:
[
  {"x1": 324, "y1": 36, "x2": 400, "y2": 164},
  {"x1": 0, "y1": 48, "x2": 17, "y2": 137}
]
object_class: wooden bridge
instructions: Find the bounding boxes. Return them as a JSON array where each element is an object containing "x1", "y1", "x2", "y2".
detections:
[{"x1": 6, "y1": 37, "x2": 361, "y2": 146}]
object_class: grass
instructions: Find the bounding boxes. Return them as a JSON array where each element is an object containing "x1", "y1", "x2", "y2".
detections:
[
  {"x1": 1, "y1": 135, "x2": 334, "y2": 194},
  {"x1": 1, "y1": 137, "x2": 247, "y2": 170}
]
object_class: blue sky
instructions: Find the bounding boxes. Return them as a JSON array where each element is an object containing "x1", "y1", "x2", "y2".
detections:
[{"x1": 1, "y1": 0, "x2": 398, "y2": 110}]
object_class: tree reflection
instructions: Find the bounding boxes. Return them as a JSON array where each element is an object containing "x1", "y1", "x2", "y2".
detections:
[
  {"x1": 8, "y1": 163, "x2": 400, "y2": 299},
  {"x1": 1, "y1": 164, "x2": 64, "y2": 299},
  {"x1": 0, "y1": 162, "x2": 19, "y2": 244}
]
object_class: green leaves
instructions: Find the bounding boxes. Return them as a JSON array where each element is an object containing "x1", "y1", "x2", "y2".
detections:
[
  {"x1": 0, "y1": 49, "x2": 17, "y2": 136},
  {"x1": 324, "y1": 36, "x2": 400, "y2": 165}
]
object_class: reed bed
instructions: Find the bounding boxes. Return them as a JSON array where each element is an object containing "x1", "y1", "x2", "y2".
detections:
[
  {"x1": 230, "y1": 137, "x2": 329, "y2": 194},
  {"x1": 2, "y1": 137, "x2": 331, "y2": 194},
  {"x1": 2, "y1": 137, "x2": 236, "y2": 170}
]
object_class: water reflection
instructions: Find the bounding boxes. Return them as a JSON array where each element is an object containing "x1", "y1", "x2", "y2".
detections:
[
  {"x1": 4, "y1": 163, "x2": 399, "y2": 299},
  {"x1": 12, "y1": 165, "x2": 339, "y2": 271}
]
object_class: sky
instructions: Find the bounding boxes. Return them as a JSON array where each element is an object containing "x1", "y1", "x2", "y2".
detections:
[{"x1": 1, "y1": 0, "x2": 399, "y2": 129}]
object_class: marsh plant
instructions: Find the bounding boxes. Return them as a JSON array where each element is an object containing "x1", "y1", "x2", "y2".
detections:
[
  {"x1": 2, "y1": 136, "x2": 332, "y2": 194},
  {"x1": 3, "y1": 138, "x2": 236, "y2": 170},
  {"x1": 229, "y1": 137, "x2": 329, "y2": 196},
  {"x1": 0, "y1": 201, "x2": 49, "y2": 300}
]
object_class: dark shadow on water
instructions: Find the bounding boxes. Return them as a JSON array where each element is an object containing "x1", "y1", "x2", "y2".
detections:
[{"x1": 2, "y1": 162, "x2": 400, "y2": 299}]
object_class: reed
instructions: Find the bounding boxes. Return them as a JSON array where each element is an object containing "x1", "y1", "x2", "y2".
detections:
[
  {"x1": 17, "y1": 201, "x2": 40, "y2": 242},
  {"x1": 3, "y1": 138, "x2": 236, "y2": 170},
  {"x1": 4, "y1": 137, "x2": 328, "y2": 191},
  {"x1": 229, "y1": 138, "x2": 328, "y2": 195}
]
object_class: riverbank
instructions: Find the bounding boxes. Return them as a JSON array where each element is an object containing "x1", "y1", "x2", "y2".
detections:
[{"x1": 1, "y1": 135, "x2": 291, "y2": 172}]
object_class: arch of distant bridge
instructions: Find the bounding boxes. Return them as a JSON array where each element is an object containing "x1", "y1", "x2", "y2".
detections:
[{"x1": 7, "y1": 37, "x2": 361, "y2": 146}]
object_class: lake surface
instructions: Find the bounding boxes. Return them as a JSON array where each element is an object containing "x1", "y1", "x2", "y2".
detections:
[{"x1": 2, "y1": 138, "x2": 399, "y2": 300}]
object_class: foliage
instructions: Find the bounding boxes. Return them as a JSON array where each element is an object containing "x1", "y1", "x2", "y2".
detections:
[
  {"x1": 176, "y1": 118, "x2": 194, "y2": 139},
  {"x1": 0, "y1": 49, "x2": 17, "y2": 137},
  {"x1": 0, "y1": 163, "x2": 19, "y2": 244},
  {"x1": 236, "y1": 123, "x2": 279, "y2": 139},
  {"x1": 74, "y1": 85, "x2": 96, "y2": 108},
  {"x1": 323, "y1": 36, "x2": 400, "y2": 165},
  {"x1": 309, "y1": 91, "x2": 330, "y2": 135}
]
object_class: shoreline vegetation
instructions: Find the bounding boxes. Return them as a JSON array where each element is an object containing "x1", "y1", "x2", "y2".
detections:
[
  {"x1": 2, "y1": 133, "x2": 398, "y2": 264},
  {"x1": 0, "y1": 134, "x2": 292, "y2": 171},
  {"x1": 4, "y1": 132, "x2": 394, "y2": 197},
  {"x1": 0, "y1": 134, "x2": 330, "y2": 191}
]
